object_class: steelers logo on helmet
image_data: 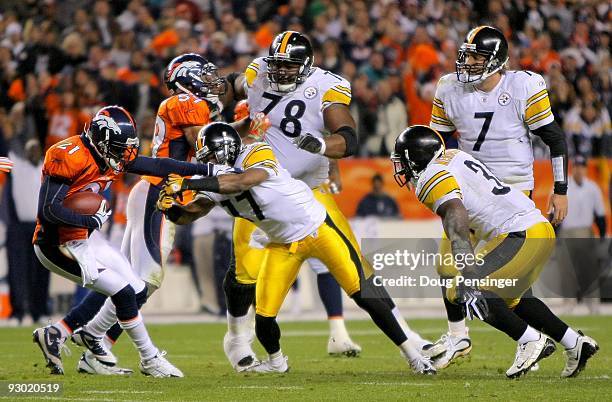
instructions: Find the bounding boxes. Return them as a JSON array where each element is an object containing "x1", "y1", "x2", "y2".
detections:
[
  {"x1": 195, "y1": 122, "x2": 242, "y2": 166},
  {"x1": 391, "y1": 125, "x2": 445, "y2": 187},
  {"x1": 265, "y1": 31, "x2": 314, "y2": 92},
  {"x1": 86, "y1": 106, "x2": 139, "y2": 173},
  {"x1": 455, "y1": 26, "x2": 509, "y2": 85},
  {"x1": 164, "y1": 53, "x2": 226, "y2": 100}
]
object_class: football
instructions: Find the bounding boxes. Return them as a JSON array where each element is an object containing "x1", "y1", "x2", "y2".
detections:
[{"x1": 62, "y1": 191, "x2": 104, "y2": 215}]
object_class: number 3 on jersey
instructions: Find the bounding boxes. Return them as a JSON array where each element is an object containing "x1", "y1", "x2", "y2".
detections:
[{"x1": 261, "y1": 92, "x2": 305, "y2": 138}]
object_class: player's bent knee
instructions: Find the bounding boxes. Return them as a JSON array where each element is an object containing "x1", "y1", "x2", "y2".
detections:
[
  {"x1": 136, "y1": 287, "x2": 148, "y2": 309},
  {"x1": 111, "y1": 285, "x2": 138, "y2": 321}
]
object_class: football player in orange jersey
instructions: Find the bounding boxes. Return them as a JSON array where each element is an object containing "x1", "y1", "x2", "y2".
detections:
[
  {"x1": 35, "y1": 54, "x2": 253, "y2": 375},
  {"x1": 32, "y1": 105, "x2": 219, "y2": 376}
]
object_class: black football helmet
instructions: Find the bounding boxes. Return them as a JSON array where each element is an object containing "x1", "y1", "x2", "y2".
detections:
[
  {"x1": 391, "y1": 125, "x2": 445, "y2": 187},
  {"x1": 456, "y1": 26, "x2": 508, "y2": 84},
  {"x1": 265, "y1": 31, "x2": 314, "y2": 92},
  {"x1": 195, "y1": 122, "x2": 242, "y2": 166},
  {"x1": 164, "y1": 53, "x2": 226, "y2": 99},
  {"x1": 85, "y1": 106, "x2": 139, "y2": 173}
]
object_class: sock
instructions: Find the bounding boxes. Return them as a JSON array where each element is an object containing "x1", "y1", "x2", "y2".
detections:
[
  {"x1": 255, "y1": 314, "x2": 281, "y2": 355},
  {"x1": 518, "y1": 325, "x2": 541, "y2": 344},
  {"x1": 391, "y1": 306, "x2": 429, "y2": 349},
  {"x1": 317, "y1": 272, "x2": 343, "y2": 318},
  {"x1": 103, "y1": 336, "x2": 114, "y2": 350},
  {"x1": 513, "y1": 294, "x2": 569, "y2": 343},
  {"x1": 106, "y1": 323, "x2": 123, "y2": 344},
  {"x1": 119, "y1": 313, "x2": 158, "y2": 360},
  {"x1": 560, "y1": 328, "x2": 580, "y2": 349},
  {"x1": 448, "y1": 319, "x2": 468, "y2": 338},
  {"x1": 399, "y1": 340, "x2": 421, "y2": 360},
  {"x1": 481, "y1": 292, "x2": 528, "y2": 341},
  {"x1": 442, "y1": 285, "x2": 466, "y2": 322},
  {"x1": 223, "y1": 269, "x2": 255, "y2": 317},
  {"x1": 63, "y1": 291, "x2": 108, "y2": 331},
  {"x1": 329, "y1": 317, "x2": 350, "y2": 339},
  {"x1": 228, "y1": 307, "x2": 254, "y2": 336},
  {"x1": 84, "y1": 299, "x2": 118, "y2": 338},
  {"x1": 270, "y1": 349, "x2": 283, "y2": 362},
  {"x1": 351, "y1": 290, "x2": 407, "y2": 346},
  {"x1": 54, "y1": 320, "x2": 72, "y2": 339}
]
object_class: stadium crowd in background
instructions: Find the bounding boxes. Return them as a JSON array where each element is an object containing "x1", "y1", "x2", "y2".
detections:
[{"x1": 0, "y1": 0, "x2": 609, "y2": 321}]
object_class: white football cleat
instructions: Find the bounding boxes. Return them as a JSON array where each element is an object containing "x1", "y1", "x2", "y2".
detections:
[
  {"x1": 561, "y1": 331, "x2": 599, "y2": 378},
  {"x1": 139, "y1": 351, "x2": 184, "y2": 378},
  {"x1": 223, "y1": 331, "x2": 259, "y2": 372},
  {"x1": 247, "y1": 354, "x2": 289, "y2": 373},
  {"x1": 506, "y1": 334, "x2": 556, "y2": 379},
  {"x1": 425, "y1": 332, "x2": 472, "y2": 369},
  {"x1": 77, "y1": 351, "x2": 133, "y2": 375},
  {"x1": 409, "y1": 356, "x2": 437, "y2": 375},
  {"x1": 33, "y1": 325, "x2": 70, "y2": 375},
  {"x1": 327, "y1": 336, "x2": 362, "y2": 357},
  {"x1": 71, "y1": 328, "x2": 117, "y2": 365}
]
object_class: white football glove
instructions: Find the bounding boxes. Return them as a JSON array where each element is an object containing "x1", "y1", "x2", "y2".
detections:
[{"x1": 92, "y1": 199, "x2": 112, "y2": 229}]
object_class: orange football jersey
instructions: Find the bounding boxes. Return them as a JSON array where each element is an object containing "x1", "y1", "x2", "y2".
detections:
[
  {"x1": 144, "y1": 93, "x2": 211, "y2": 186},
  {"x1": 34, "y1": 136, "x2": 119, "y2": 245}
]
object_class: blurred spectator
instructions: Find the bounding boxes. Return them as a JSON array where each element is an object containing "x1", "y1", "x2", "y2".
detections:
[
  {"x1": 356, "y1": 173, "x2": 400, "y2": 218},
  {"x1": 45, "y1": 90, "x2": 89, "y2": 150},
  {"x1": 559, "y1": 155, "x2": 608, "y2": 314},
  {"x1": 365, "y1": 79, "x2": 406, "y2": 156},
  {"x1": 191, "y1": 207, "x2": 233, "y2": 315},
  {"x1": 564, "y1": 100, "x2": 611, "y2": 157},
  {"x1": 5, "y1": 139, "x2": 48, "y2": 325}
]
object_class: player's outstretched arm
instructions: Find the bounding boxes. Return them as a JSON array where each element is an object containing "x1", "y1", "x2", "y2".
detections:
[
  {"x1": 165, "y1": 168, "x2": 269, "y2": 195},
  {"x1": 126, "y1": 156, "x2": 217, "y2": 177},
  {"x1": 222, "y1": 72, "x2": 247, "y2": 105},
  {"x1": 160, "y1": 194, "x2": 215, "y2": 225},
  {"x1": 295, "y1": 104, "x2": 358, "y2": 159},
  {"x1": 38, "y1": 176, "x2": 109, "y2": 229}
]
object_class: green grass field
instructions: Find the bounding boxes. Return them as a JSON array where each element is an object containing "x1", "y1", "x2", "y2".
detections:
[{"x1": 0, "y1": 316, "x2": 609, "y2": 401}]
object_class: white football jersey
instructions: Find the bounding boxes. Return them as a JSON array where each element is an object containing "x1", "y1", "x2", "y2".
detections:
[
  {"x1": 244, "y1": 57, "x2": 352, "y2": 188},
  {"x1": 430, "y1": 71, "x2": 554, "y2": 191},
  {"x1": 199, "y1": 142, "x2": 326, "y2": 244},
  {"x1": 415, "y1": 149, "x2": 547, "y2": 241}
]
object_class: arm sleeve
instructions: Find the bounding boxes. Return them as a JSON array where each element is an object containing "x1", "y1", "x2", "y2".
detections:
[
  {"x1": 126, "y1": 156, "x2": 214, "y2": 177},
  {"x1": 38, "y1": 176, "x2": 99, "y2": 229},
  {"x1": 531, "y1": 121, "x2": 568, "y2": 194}
]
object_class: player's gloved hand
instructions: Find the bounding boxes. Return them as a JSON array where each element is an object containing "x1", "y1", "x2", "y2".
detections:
[
  {"x1": 0, "y1": 156, "x2": 14, "y2": 173},
  {"x1": 457, "y1": 283, "x2": 489, "y2": 321},
  {"x1": 247, "y1": 112, "x2": 271, "y2": 141},
  {"x1": 92, "y1": 199, "x2": 112, "y2": 229},
  {"x1": 164, "y1": 174, "x2": 186, "y2": 195},
  {"x1": 156, "y1": 189, "x2": 175, "y2": 211},
  {"x1": 295, "y1": 133, "x2": 326, "y2": 155},
  {"x1": 234, "y1": 100, "x2": 250, "y2": 122}
]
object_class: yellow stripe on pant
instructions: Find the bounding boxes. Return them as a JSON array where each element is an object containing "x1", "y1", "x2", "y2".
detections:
[
  {"x1": 256, "y1": 216, "x2": 362, "y2": 317},
  {"x1": 231, "y1": 186, "x2": 374, "y2": 285},
  {"x1": 444, "y1": 221, "x2": 556, "y2": 308}
]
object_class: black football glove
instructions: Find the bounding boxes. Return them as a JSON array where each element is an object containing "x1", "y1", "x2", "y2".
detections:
[
  {"x1": 294, "y1": 134, "x2": 326, "y2": 154},
  {"x1": 457, "y1": 284, "x2": 489, "y2": 321}
]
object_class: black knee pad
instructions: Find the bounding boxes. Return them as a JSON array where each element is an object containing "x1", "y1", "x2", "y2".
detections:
[
  {"x1": 223, "y1": 269, "x2": 255, "y2": 317},
  {"x1": 136, "y1": 287, "x2": 148, "y2": 309},
  {"x1": 255, "y1": 314, "x2": 281, "y2": 355},
  {"x1": 111, "y1": 285, "x2": 138, "y2": 321}
]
